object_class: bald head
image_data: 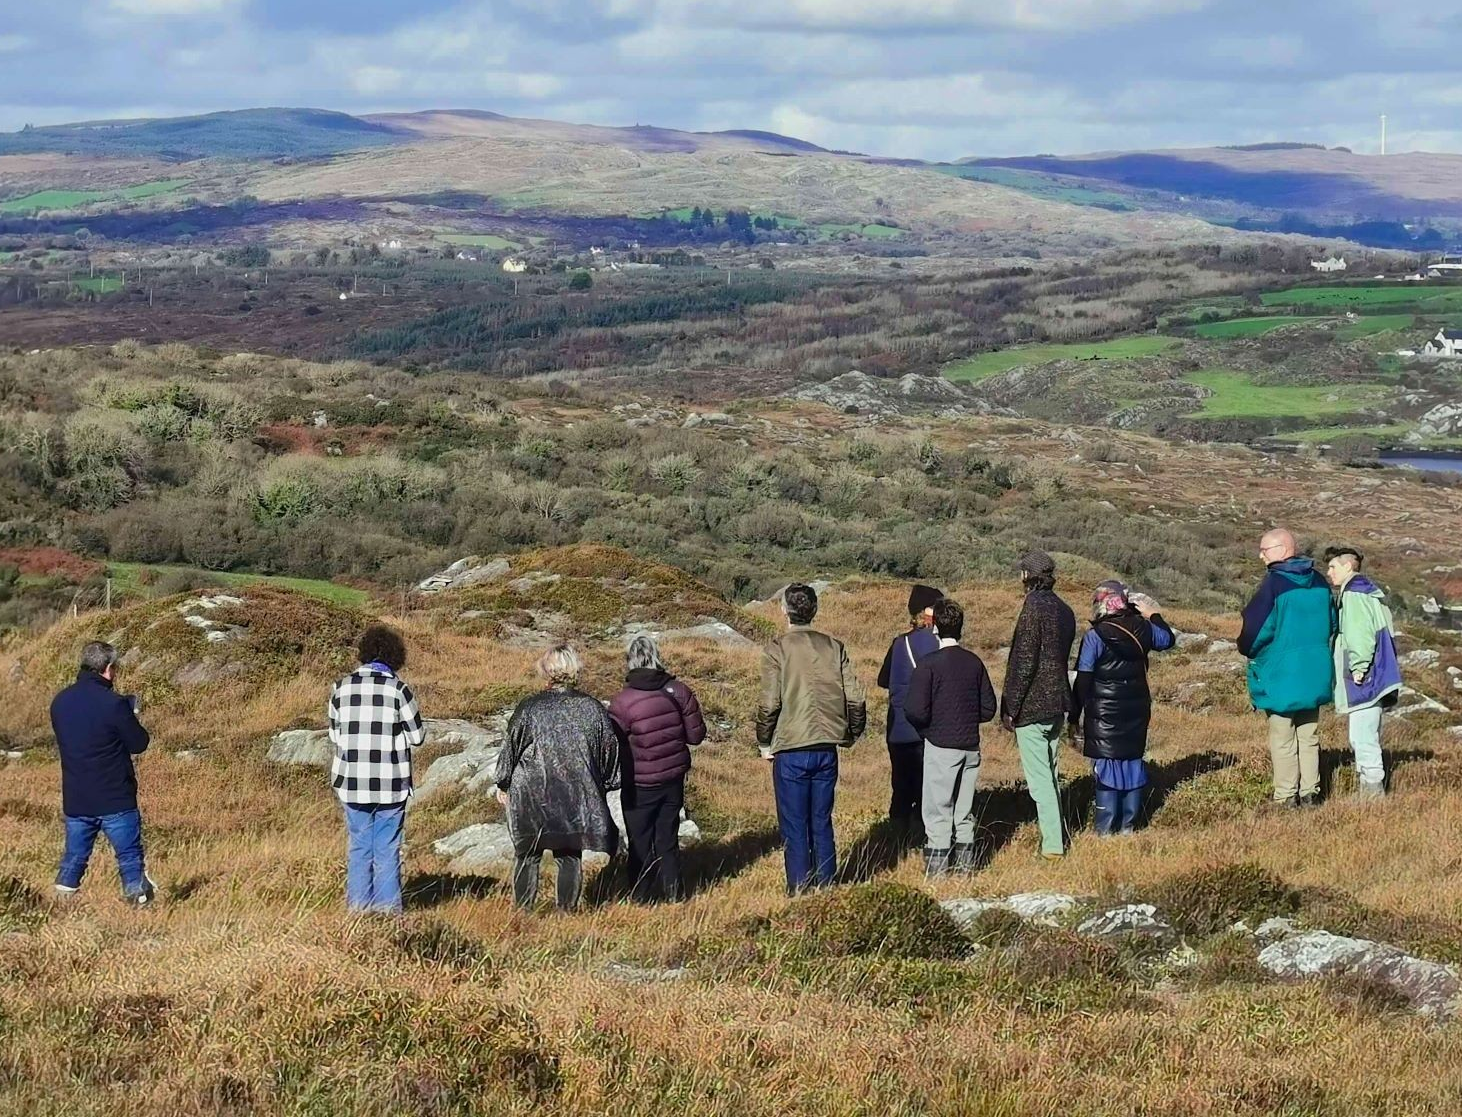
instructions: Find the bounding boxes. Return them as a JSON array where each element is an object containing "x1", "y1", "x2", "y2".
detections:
[{"x1": 1259, "y1": 528, "x2": 1297, "y2": 565}]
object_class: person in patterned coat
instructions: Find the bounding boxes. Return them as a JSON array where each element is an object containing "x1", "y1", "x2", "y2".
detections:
[
  {"x1": 328, "y1": 625, "x2": 426, "y2": 914},
  {"x1": 496, "y1": 644, "x2": 622, "y2": 912}
]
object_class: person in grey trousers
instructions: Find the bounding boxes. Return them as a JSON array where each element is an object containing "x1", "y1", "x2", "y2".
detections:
[{"x1": 904, "y1": 598, "x2": 997, "y2": 876}]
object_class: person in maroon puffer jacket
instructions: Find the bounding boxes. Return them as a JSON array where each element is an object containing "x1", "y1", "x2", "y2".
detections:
[{"x1": 608, "y1": 635, "x2": 707, "y2": 902}]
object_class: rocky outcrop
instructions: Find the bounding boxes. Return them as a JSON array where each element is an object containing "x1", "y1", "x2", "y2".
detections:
[
  {"x1": 416, "y1": 715, "x2": 509, "y2": 798},
  {"x1": 414, "y1": 557, "x2": 510, "y2": 595},
  {"x1": 266, "y1": 728, "x2": 332, "y2": 767},
  {"x1": 1258, "y1": 930, "x2": 1461, "y2": 1021},
  {"x1": 790, "y1": 371, "x2": 996, "y2": 419},
  {"x1": 942, "y1": 892, "x2": 1081, "y2": 929}
]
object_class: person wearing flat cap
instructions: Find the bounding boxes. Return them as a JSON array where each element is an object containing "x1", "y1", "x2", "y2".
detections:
[
  {"x1": 1000, "y1": 551, "x2": 1077, "y2": 860},
  {"x1": 876, "y1": 583, "x2": 942, "y2": 845}
]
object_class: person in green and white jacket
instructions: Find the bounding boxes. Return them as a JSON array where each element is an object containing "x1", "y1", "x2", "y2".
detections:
[{"x1": 1324, "y1": 546, "x2": 1404, "y2": 799}]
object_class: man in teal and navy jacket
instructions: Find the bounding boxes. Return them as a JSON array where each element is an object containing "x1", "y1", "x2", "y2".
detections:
[{"x1": 1238, "y1": 528, "x2": 1336, "y2": 807}]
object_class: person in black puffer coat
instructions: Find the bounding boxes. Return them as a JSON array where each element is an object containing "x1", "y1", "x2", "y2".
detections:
[
  {"x1": 608, "y1": 635, "x2": 706, "y2": 903},
  {"x1": 1069, "y1": 581, "x2": 1175, "y2": 836}
]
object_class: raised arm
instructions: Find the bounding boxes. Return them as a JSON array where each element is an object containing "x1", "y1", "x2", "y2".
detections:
[{"x1": 114, "y1": 697, "x2": 150, "y2": 756}]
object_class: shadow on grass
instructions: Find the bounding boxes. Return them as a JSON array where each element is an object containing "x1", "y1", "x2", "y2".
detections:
[
  {"x1": 1143, "y1": 750, "x2": 1240, "y2": 820},
  {"x1": 584, "y1": 825, "x2": 785, "y2": 907},
  {"x1": 405, "y1": 871, "x2": 504, "y2": 908},
  {"x1": 1322, "y1": 746, "x2": 1434, "y2": 796}
]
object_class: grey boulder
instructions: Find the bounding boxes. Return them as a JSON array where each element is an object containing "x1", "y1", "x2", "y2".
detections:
[{"x1": 1257, "y1": 930, "x2": 1461, "y2": 1021}]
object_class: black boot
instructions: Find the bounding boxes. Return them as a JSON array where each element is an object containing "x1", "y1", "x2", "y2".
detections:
[
  {"x1": 950, "y1": 842, "x2": 977, "y2": 874},
  {"x1": 924, "y1": 847, "x2": 951, "y2": 879}
]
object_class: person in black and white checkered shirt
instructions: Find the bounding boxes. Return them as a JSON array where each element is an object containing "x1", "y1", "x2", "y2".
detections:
[{"x1": 328, "y1": 624, "x2": 426, "y2": 913}]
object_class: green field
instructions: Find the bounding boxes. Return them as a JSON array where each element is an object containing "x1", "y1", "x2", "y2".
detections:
[
  {"x1": 436, "y1": 232, "x2": 522, "y2": 251},
  {"x1": 943, "y1": 336, "x2": 1180, "y2": 382},
  {"x1": 1190, "y1": 313, "x2": 1418, "y2": 340},
  {"x1": 815, "y1": 222, "x2": 903, "y2": 240},
  {"x1": 1336, "y1": 313, "x2": 1416, "y2": 340},
  {"x1": 1183, "y1": 370, "x2": 1387, "y2": 419},
  {"x1": 1190, "y1": 316, "x2": 1316, "y2": 338},
  {"x1": 108, "y1": 563, "x2": 370, "y2": 607},
  {"x1": 73, "y1": 276, "x2": 122, "y2": 294},
  {"x1": 933, "y1": 165, "x2": 1135, "y2": 210},
  {"x1": 0, "y1": 178, "x2": 189, "y2": 214},
  {"x1": 1261, "y1": 285, "x2": 1462, "y2": 313}
]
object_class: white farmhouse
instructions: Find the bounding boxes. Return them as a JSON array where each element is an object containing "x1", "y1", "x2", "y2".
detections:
[
  {"x1": 1422, "y1": 328, "x2": 1462, "y2": 358},
  {"x1": 456, "y1": 251, "x2": 479, "y2": 262},
  {"x1": 1309, "y1": 256, "x2": 1348, "y2": 272},
  {"x1": 501, "y1": 257, "x2": 528, "y2": 273}
]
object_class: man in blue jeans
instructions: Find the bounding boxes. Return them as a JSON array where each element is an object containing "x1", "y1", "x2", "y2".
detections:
[
  {"x1": 756, "y1": 584, "x2": 866, "y2": 894},
  {"x1": 51, "y1": 641, "x2": 155, "y2": 905}
]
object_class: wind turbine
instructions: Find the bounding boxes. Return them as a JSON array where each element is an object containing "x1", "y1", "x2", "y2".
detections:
[{"x1": 1380, "y1": 114, "x2": 1387, "y2": 156}]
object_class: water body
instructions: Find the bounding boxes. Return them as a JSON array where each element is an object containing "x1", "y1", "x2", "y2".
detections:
[{"x1": 1379, "y1": 452, "x2": 1462, "y2": 474}]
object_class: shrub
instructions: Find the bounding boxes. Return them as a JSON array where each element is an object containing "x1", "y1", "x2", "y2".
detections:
[
  {"x1": 1146, "y1": 863, "x2": 1300, "y2": 939},
  {"x1": 761, "y1": 882, "x2": 972, "y2": 961}
]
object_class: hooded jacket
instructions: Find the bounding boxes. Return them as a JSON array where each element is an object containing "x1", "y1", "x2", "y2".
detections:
[
  {"x1": 1239, "y1": 556, "x2": 1337, "y2": 715},
  {"x1": 608, "y1": 669, "x2": 706, "y2": 786},
  {"x1": 877, "y1": 626, "x2": 939, "y2": 745},
  {"x1": 1333, "y1": 574, "x2": 1403, "y2": 714}
]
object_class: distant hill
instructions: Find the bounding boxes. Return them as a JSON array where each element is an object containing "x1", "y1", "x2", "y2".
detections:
[
  {"x1": 956, "y1": 146, "x2": 1462, "y2": 220},
  {"x1": 0, "y1": 108, "x2": 401, "y2": 160},
  {"x1": 363, "y1": 110, "x2": 826, "y2": 154}
]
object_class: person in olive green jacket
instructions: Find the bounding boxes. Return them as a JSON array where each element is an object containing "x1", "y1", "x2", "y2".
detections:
[{"x1": 756, "y1": 583, "x2": 867, "y2": 894}]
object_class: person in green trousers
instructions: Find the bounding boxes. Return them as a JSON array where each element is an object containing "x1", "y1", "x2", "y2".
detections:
[{"x1": 1000, "y1": 552, "x2": 1078, "y2": 860}]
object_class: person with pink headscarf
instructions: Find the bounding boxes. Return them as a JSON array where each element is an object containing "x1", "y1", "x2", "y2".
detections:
[{"x1": 1069, "y1": 580, "x2": 1175, "y2": 835}]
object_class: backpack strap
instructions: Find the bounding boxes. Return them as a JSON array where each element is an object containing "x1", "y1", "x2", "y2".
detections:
[{"x1": 904, "y1": 634, "x2": 919, "y2": 669}]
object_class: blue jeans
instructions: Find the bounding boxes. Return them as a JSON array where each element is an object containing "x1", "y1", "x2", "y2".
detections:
[
  {"x1": 772, "y1": 747, "x2": 839, "y2": 894},
  {"x1": 343, "y1": 802, "x2": 406, "y2": 913},
  {"x1": 57, "y1": 809, "x2": 147, "y2": 895}
]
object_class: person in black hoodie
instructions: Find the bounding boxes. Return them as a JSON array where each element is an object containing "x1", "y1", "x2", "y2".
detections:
[
  {"x1": 905, "y1": 597, "x2": 997, "y2": 877},
  {"x1": 876, "y1": 583, "x2": 942, "y2": 845},
  {"x1": 1069, "y1": 581, "x2": 1175, "y2": 836}
]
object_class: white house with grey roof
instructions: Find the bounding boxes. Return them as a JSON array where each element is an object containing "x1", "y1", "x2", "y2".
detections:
[{"x1": 1422, "y1": 328, "x2": 1462, "y2": 358}]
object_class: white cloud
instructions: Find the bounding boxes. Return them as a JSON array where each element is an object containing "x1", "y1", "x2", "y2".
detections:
[
  {"x1": 108, "y1": 0, "x2": 239, "y2": 13},
  {"x1": 600, "y1": 0, "x2": 1208, "y2": 32}
]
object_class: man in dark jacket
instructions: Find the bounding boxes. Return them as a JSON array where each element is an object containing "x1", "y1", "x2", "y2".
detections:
[
  {"x1": 1000, "y1": 551, "x2": 1077, "y2": 859},
  {"x1": 51, "y1": 641, "x2": 155, "y2": 905},
  {"x1": 876, "y1": 583, "x2": 942, "y2": 844},
  {"x1": 905, "y1": 598, "x2": 997, "y2": 877},
  {"x1": 609, "y1": 634, "x2": 706, "y2": 903},
  {"x1": 1239, "y1": 528, "x2": 1337, "y2": 807},
  {"x1": 757, "y1": 583, "x2": 866, "y2": 894}
]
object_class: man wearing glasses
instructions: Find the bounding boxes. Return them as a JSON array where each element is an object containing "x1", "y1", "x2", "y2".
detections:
[{"x1": 1238, "y1": 528, "x2": 1337, "y2": 808}]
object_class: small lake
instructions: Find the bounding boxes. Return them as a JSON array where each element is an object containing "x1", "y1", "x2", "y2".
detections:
[{"x1": 1379, "y1": 452, "x2": 1462, "y2": 474}]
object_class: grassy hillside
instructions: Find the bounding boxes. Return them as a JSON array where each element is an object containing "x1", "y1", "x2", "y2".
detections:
[
  {"x1": 0, "y1": 108, "x2": 402, "y2": 159},
  {"x1": 0, "y1": 558, "x2": 1459, "y2": 1114}
]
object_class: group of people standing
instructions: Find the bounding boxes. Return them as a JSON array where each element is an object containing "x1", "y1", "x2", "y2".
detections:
[
  {"x1": 767, "y1": 550, "x2": 1176, "y2": 887},
  {"x1": 43, "y1": 526, "x2": 1403, "y2": 912}
]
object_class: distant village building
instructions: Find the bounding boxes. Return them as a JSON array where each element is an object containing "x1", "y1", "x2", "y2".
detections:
[
  {"x1": 589, "y1": 246, "x2": 605, "y2": 257},
  {"x1": 378, "y1": 239, "x2": 403, "y2": 250},
  {"x1": 1309, "y1": 256, "x2": 1348, "y2": 273},
  {"x1": 456, "y1": 251, "x2": 479, "y2": 262},
  {"x1": 1422, "y1": 328, "x2": 1462, "y2": 358},
  {"x1": 501, "y1": 257, "x2": 528, "y2": 273},
  {"x1": 1427, "y1": 253, "x2": 1462, "y2": 278}
]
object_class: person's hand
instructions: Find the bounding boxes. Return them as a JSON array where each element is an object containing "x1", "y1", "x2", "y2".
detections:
[
  {"x1": 495, "y1": 788, "x2": 508, "y2": 808},
  {"x1": 127, "y1": 694, "x2": 143, "y2": 716},
  {"x1": 1130, "y1": 592, "x2": 1158, "y2": 618},
  {"x1": 1001, "y1": 714, "x2": 1015, "y2": 733},
  {"x1": 1353, "y1": 671, "x2": 1366, "y2": 685}
]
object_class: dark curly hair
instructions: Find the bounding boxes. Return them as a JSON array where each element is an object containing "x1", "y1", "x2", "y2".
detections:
[{"x1": 357, "y1": 624, "x2": 407, "y2": 671}]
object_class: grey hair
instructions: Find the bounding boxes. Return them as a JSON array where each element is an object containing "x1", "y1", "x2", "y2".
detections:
[
  {"x1": 536, "y1": 643, "x2": 582, "y2": 686},
  {"x1": 626, "y1": 634, "x2": 665, "y2": 672},
  {"x1": 80, "y1": 641, "x2": 118, "y2": 674}
]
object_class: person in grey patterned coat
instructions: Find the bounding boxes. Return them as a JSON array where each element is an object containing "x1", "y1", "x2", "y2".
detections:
[{"x1": 495, "y1": 643, "x2": 621, "y2": 912}]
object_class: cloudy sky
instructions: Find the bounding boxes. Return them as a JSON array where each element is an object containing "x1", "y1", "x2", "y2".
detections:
[{"x1": 0, "y1": 0, "x2": 1458, "y2": 159}]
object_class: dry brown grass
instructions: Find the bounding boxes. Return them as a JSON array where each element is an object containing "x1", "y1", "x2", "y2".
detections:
[{"x1": 0, "y1": 565, "x2": 1460, "y2": 1115}]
